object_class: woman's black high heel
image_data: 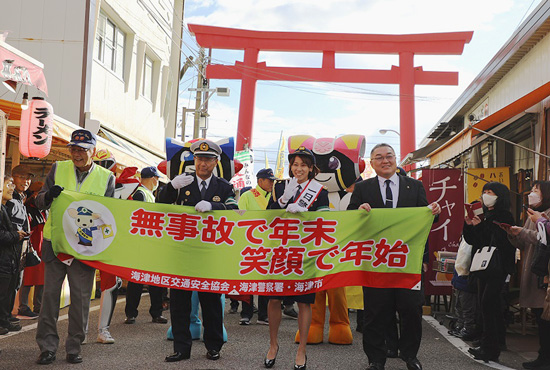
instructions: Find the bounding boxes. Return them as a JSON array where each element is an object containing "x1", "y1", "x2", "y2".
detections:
[
  {"x1": 264, "y1": 345, "x2": 279, "y2": 368},
  {"x1": 294, "y1": 355, "x2": 307, "y2": 370}
]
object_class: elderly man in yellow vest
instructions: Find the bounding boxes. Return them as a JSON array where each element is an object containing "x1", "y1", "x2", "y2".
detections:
[
  {"x1": 35, "y1": 129, "x2": 115, "y2": 365},
  {"x1": 236, "y1": 168, "x2": 276, "y2": 326}
]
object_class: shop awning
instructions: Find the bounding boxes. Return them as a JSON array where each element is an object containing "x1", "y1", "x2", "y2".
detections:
[
  {"x1": 471, "y1": 80, "x2": 550, "y2": 135},
  {"x1": 426, "y1": 80, "x2": 550, "y2": 165},
  {"x1": 0, "y1": 40, "x2": 48, "y2": 95},
  {"x1": 0, "y1": 99, "x2": 166, "y2": 175}
]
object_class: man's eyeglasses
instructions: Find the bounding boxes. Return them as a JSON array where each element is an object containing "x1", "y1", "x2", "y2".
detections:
[
  {"x1": 195, "y1": 156, "x2": 217, "y2": 163},
  {"x1": 371, "y1": 154, "x2": 396, "y2": 162}
]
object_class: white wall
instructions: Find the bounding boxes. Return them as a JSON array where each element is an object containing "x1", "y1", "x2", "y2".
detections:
[
  {"x1": 88, "y1": 0, "x2": 183, "y2": 155},
  {"x1": 0, "y1": 0, "x2": 87, "y2": 124}
]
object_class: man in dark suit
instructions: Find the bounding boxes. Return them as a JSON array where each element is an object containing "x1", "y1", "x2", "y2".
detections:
[
  {"x1": 159, "y1": 139, "x2": 238, "y2": 363},
  {"x1": 348, "y1": 143, "x2": 441, "y2": 370}
]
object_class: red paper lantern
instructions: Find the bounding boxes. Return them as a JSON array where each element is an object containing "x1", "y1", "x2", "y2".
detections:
[{"x1": 19, "y1": 97, "x2": 53, "y2": 159}]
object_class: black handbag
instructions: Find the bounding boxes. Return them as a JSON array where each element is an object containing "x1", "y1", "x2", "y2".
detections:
[
  {"x1": 21, "y1": 240, "x2": 41, "y2": 268},
  {"x1": 531, "y1": 240, "x2": 550, "y2": 277}
]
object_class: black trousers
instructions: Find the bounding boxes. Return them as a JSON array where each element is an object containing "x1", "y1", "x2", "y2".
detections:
[
  {"x1": 125, "y1": 282, "x2": 163, "y2": 318},
  {"x1": 170, "y1": 289, "x2": 223, "y2": 354},
  {"x1": 477, "y1": 273, "x2": 506, "y2": 355},
  {"x1": 241, "y1": 295, "x2": 269, "y2": 320},
  {"x1": 362, "y1": 287, "x2": 423, "y2": 364},
  {"x1": 532, "y1": 307, "x2": 550, "y2": 360},
  {"x1": 0, "y1": 271, "x2": 17, "y2": 328}
]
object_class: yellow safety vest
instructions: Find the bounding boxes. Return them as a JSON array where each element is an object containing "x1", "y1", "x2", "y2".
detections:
[{"x1": 43, "y1": 160, "x2": 112, "y2": 240}]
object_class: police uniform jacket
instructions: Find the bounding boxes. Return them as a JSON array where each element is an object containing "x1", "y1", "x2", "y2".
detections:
[{"x1": 159, "y1": 174, "x2": 238, "y2": 210}]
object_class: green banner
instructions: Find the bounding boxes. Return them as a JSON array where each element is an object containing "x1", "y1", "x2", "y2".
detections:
[{"x1": 51, "y1": 190, "x2": 434, "y2": 295}]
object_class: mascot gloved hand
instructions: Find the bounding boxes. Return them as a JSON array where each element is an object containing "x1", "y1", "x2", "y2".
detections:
[{"x1": 290, "y1": 135, "x2": 366, "y2": 345}]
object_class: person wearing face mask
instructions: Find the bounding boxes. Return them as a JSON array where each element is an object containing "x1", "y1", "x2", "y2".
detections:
[
  {"x1": 463, "y1": 181, "x2": 516, "y2": 363},
  {"x1": 124, "y1": 166, "x2": 168, "y2": 327},
  {"x1": 264, "y1": 147, "x2": 329, "y2": 370},
  {"x1": 503, "y1": 181, "x2": 550, "y2": 369}
]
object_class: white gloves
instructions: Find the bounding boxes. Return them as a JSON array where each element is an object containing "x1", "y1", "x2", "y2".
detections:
[
  {"x1": 279, "y1": 177, "x2": 299, "y2": 206},
  {"x1": 286, "y1": 203, "x2": 307, "y2": 213},
  {"x1": 171, "y1": 173, "x2": 194, "y2": 189},
  {"x1": 195, "y1": 200, "x2": 212, "y2": 212}
]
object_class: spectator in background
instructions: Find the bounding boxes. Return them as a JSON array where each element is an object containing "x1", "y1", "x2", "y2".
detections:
[
  {"x1": 17, "y1": 181, "x2": 47, "y2": 319},
  {"x1": 6, "y1": 165, "x2": 34, "y2": 325},
  {"x1": 504, "y1": 181, "x2": 550, "y2": 369},
  {"x1": 237, "y1": 169, "x2": 276, "y2": 326},
  {"x1": 463, "y1": 182, "x2": 516, "y2": 363},
  {"x1": 0, "y1": 175, "x2": 28, "y2": 335}
]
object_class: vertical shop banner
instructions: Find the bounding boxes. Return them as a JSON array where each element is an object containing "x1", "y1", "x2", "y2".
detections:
[
  {"x1": 422, "y1": 169, "x2": 464, "y2": 295},
  {"x1": 51, "y1": 190, "x2": 435, "y2": 295},
  {"x1": 467, "y1": 167, "x2": 510, "y2": 203},
  {"x1": 231, "y1": 150, "x2": 254, "y2": 190}
]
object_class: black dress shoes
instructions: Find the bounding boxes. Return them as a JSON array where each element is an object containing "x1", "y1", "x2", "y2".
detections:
[
  {"x1": 165, "y1": 351, "x2": 190, "y2": 362},
  {"x1": 37, "y1": 351, "x2": 56, "y2": 365},
  {"x1": 264, "y1": 345, "x2": 279, "y2": 368},
  {"x1": 152, "y1": 316, "x2": 168, "y2": 324},
  {"x1": 294, "y1": 355, "x2": 307, "y2": 370},
  {"x1": 366, "y1": 362, "x2": 385, "y2": 370},
  {"x1": 124, "y1": 316, "x2": 136, "y2": 324},
  {"x1": 469, "y1": 347, "x2": 499, "y2": 363},
  {"x1": 206, "y1": 349, "x2": 220, "y2": 360},
  {"x1": 66, "y1": 354, "x2": 83, "y2": 364},
  {"x1": 403, "y1": 357, "x2": 422, "y2": 370}
]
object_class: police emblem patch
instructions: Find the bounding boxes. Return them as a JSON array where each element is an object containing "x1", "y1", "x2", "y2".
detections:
[
  {"x1": 213, "y1": 196, "x2": 221, "y2": 202},
  {"x1": 199, "y1": 142, "x2": 209, "y2": 151}
]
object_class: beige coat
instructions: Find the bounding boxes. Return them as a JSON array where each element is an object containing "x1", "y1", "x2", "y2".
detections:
[{"x1": 508, "y1": 208, "x2": 550, "y2": 308}]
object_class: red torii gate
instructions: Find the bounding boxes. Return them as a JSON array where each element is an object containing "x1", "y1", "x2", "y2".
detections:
[{"x1": 189, "y1": 24, "x2": 473, "y2": 159}]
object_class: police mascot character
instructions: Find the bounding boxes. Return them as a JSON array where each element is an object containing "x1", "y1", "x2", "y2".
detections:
[
  {"x1": 289, "y1": 134, "x2": 366, "y2": 345},
  {"x1": 91, "y1": 149, "x2": 125, "y2": 344},
  {"x1": 164, "y1": 137, "x2": 239, "y2": 343}
]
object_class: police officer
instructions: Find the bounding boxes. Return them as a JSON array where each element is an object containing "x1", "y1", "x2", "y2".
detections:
[
  {"x1": 159, "y1": 139, "x2": 238, "y2": 362},
  {"x1": 124, "y1": 166, "x2": 168, "y2": 326}
]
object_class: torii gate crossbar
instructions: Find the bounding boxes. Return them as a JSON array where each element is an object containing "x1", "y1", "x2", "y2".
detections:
[{"x1": 189, "y1": 24, "x2": 473, "y2": 159}]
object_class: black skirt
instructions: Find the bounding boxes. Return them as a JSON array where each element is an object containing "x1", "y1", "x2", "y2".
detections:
[{"x1": 267, "y1": 293, "x2": 316, "y2": 304}]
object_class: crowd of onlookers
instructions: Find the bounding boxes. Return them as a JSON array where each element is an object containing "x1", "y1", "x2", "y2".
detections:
[{"x1": 450, "y1": 180, "x2": 550, "y2": 369}]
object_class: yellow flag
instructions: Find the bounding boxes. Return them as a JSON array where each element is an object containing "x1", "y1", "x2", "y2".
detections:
[{"x1": 275, "y1": 134, "x2": 285, "y2": 179}]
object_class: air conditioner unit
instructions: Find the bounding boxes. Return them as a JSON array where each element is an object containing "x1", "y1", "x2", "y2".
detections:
[{"x1": 216, "y1": 87, "x2": 230, "y2": 97}]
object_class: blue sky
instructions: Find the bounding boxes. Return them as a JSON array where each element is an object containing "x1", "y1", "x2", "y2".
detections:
[{"x1": 178, "y1": 0, "x2": 540, "y2": 171}]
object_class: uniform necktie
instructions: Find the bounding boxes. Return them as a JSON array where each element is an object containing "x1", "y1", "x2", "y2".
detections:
[
  {"x1": 293, "y1": 185, "x2": 302, "y2": 202},
  {"x1": 201, "y1": 180, "x2": 207, "y2": 199},
  {"x1": 385, "y1": 179, "x2": 393, "y2": 208}
]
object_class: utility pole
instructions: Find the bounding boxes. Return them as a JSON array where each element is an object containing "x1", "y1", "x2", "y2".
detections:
[
  {"x1": 201, "y1": 48, "x2": 212, "y2": 138},
  {"x1": 193, "y1": 48, "x2": 206, "y2": 139},
  {"x1": 178, "y1": 56, "x2": 194, "y2": 140}
]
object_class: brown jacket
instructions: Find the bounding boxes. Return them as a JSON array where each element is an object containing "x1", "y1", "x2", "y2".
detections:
[{"x1": 508, "y1": 208, "x2": 550, "y2": 308}]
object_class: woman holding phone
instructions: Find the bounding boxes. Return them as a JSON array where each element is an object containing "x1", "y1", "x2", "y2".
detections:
[
  {"x1": 463, "y1": 181, "x2": 516, "y2": 363},
  {"x1": 504, "y1": 181, "x2": 550, "y2": 369}
]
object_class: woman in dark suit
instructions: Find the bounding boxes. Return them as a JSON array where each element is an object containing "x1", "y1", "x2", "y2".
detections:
[
  {"x1": 463, "y1": 181, "x2": 516, "y2": 363},
  {"x1": 264, "y1": 147, "x2": 329, "y2": 370}
]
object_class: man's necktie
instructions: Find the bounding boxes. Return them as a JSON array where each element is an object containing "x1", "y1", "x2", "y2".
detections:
[
  {"x1": 201, "y1": 180, "x2": 207, "y2": 199},
  {"x1": 385, "y1": 179, "x2": 393, "y2": 208}
]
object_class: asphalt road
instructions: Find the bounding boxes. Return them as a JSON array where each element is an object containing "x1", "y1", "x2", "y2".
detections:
[{"x1": 0, "y1": 293, "x2": 529, "y2": 369}]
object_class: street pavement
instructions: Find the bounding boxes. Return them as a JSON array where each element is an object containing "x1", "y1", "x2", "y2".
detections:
[{"x1": 0, "y1": 293, "x2": 537, "y2": 369}]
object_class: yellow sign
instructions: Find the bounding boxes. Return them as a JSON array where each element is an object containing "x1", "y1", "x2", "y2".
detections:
[{"x1": 467, "y1": 167, "x2": 510, "y2": 203}]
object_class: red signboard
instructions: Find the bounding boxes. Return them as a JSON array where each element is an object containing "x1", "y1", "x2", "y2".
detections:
[{"x1": 422, "y1": 169, "x2": 464, "y2": 295}]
